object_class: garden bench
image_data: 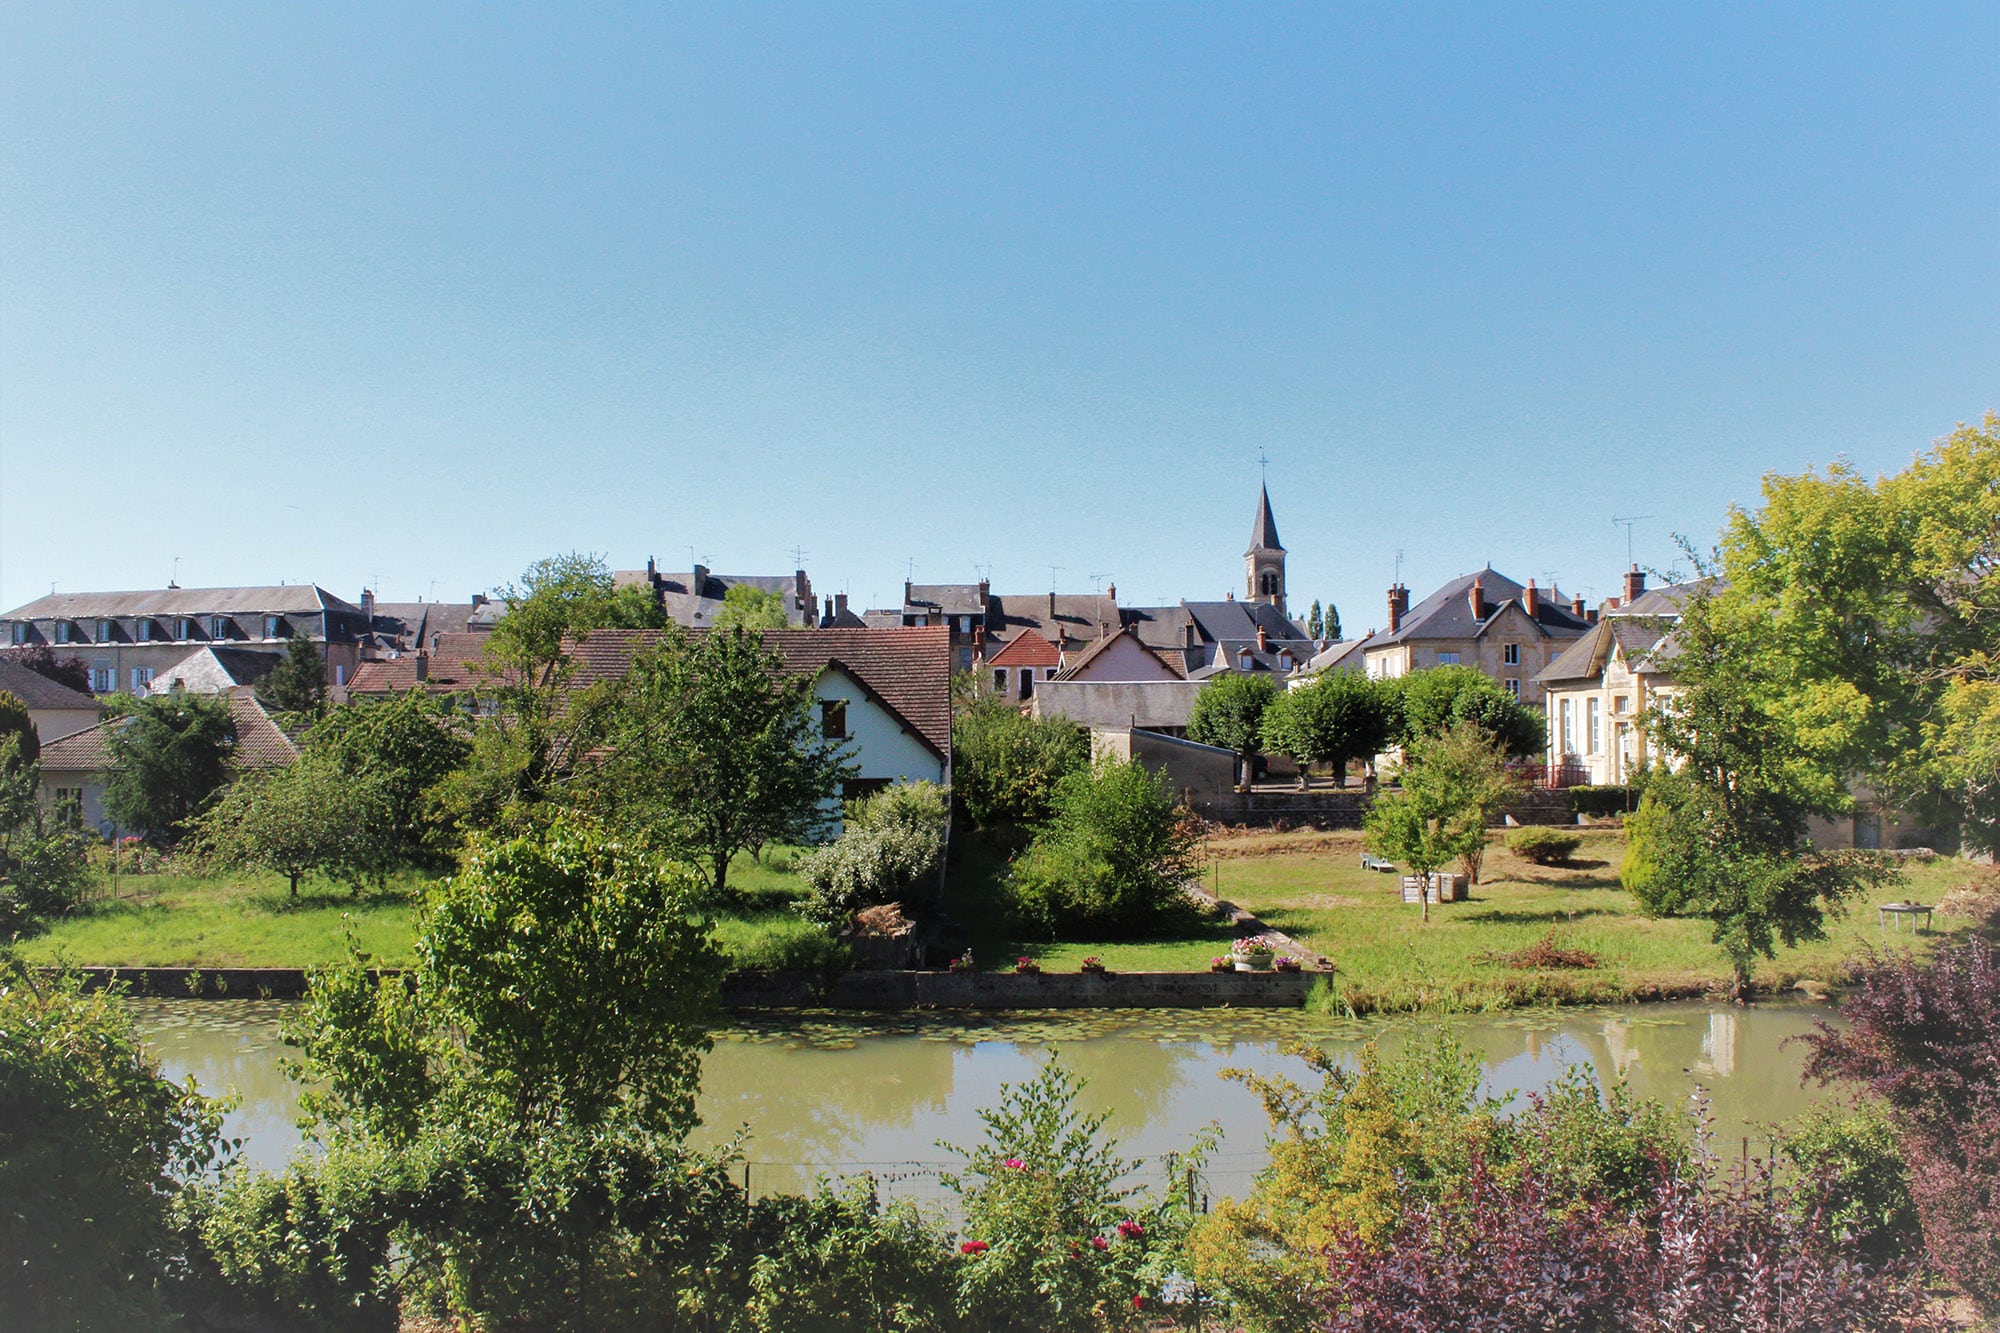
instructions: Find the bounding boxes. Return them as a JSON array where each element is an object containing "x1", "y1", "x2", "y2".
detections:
[{"x1": 1877, "y1": 901, "x2": 1933, "y2": 934}]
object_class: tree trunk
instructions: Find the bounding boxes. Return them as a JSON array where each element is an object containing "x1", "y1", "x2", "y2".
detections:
[
  {"x1": 1420, "y1": 873, "x2": 1431, "y2": 924},
  {"x1": 289, "y1": 870, "x2": 300, "y2": 899}
]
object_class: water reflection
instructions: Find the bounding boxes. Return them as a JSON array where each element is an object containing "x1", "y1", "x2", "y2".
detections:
[{"x1": 132, "y1": 1000, "x2": 1840, "y2": 1193}]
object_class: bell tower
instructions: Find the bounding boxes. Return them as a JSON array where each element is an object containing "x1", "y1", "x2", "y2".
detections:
[{"x1": 1245, "y1": 483, "x2": 1286, "y2": 615}]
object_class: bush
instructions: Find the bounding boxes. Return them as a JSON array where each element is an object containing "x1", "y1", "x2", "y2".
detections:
[
  {"x1": 1803, "y1": 938, "x2": 2000, "y2": 1312},
  {"x1": 1006, "y1": 757, "x2": 1201, "y2": 938},
  {"x1": 798, "y1": 782, "x2": 949, "y2": 929},
  {"x1": 1505, "y1": 826, "x2": 1581, "y2": 865},
  {"x1": 1779, "y1": 1102, "x2": 1917, "y2": 1261},
  {"x1": 1571, "y1": 784, "x2": 1640, "y2": 818},
  {"x1": 950, "y1": 700, "x2": 1089, "y2": 828},
  {"x1": 743, "y1": 1180, "x2": 957, "y2": 1333}
]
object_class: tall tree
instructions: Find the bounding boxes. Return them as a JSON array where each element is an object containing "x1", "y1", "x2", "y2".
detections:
[
  {"x1": 103, "y1": 693, "x2": 234, "y2": 844},
  {"x1": 575, "y1": 625, "x2": 854, "y2": 901},
  {"x1": 1325, "y1": 602, "x2": 1342, "y2": 642},
  {"x1": 710, "y1": 583, "x2": 789, "y2": 632},
  {"x1": 1259, "y1": 671, "x2": 1396, "y2": 789},
  {"x1": 0, "y1": 689, "x2": 37, "y2": 768},
  {"x1": 1394, "y1": 664, "x2": 1545, "y2": 758},
  {"x1": 304, "y1": 690, "x2": 472, "y2": 868},
  {"x1": 1306, "y1": 600, "x2": 1324, "y2": 640},
  {"x1": 950, "y1": 697, "x2": 1090, "y2": 827},
  {"x1": 255, "y1": 631, "x2": 326, "y2": 720},
  {"x1": 1187, "y1": 673, "x2": 1279, "y2": 792},
  {"x1": 191, "y1": 755, "x2": 394, "y2": 897}
]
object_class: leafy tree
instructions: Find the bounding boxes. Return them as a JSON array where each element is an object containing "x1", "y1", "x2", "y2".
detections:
[
  {"x1": 0, "y1": 643, "x2": 91, "y2": 695},
  {"x1": 488, "y1": 552, "x2": 665, "y2": 686},
  {"x1": 0, "y1": 957, "x2": 229, "y2": 1327},
  {"x1": 1364, "y1": 723, "x2": 1516, "y2": 917},
  {"x1": 256, "y1": 631, "x2": 326, "y2": 720},
  {"x1": 1258, "y1": 672, "x2": 1395, "y2": 788},
  {"x1": 191, "y1": 755, "x2": 395, "y2": 897},
  {"x1": 103, "y1": 692, "x2": 235, "y2": 844},
  {"x1": 1306, "y1": 600, "x2": 1324, "y2": 639},
  {"x1": 711, "y1": 583, "x2": 790, "y2": 632},
  {"x1": 0, "y1": 736, "x2": 92, "y2": 923},
  {"x1": 950, "y1": 697, "x2": 1090, "y2": 827},
  {"x1": 1186, "y1": 672, "x2": 1278, "y2": 791},
  {"x1": 1007, "y1": 755, "x2": 1201, "y2": 937},
  {"x1": 0, "y1": 689, "x2": 38, "y2": 768},
  {"x1": 304, "y1": 691, "x2": 471, "y2": 868},
  {"x1": 1803, "y1": 938, "x2": 2000, "y2": 1312},
  {"x1": 575, "y1": 625, "x2": 854, "y2": 901},
  {"x1": 1393, "y1": 664, "x2": 1543, "y2": 758},
  {"x1": 798, "y1": 781, "x2": 949, "y2": 927},
  {"x1": 1324, "y1": 602, "x2": 1342, "y2": 642}
]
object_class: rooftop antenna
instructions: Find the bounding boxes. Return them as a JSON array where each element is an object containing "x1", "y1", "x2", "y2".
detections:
[
  {"x1": 973, "y1": 562, "x2": 992, "y2": 582},
  {"x1": 1612, "y1": 515, "x2": 1655, "y2": 568},
  {"x1": 790, "y1": 545, "x2": 808, "y2": 569},
  {"x1": 427, "y1": 580, "x2": 439, "y2": 603},
  {"x1": 1047, "y1": 564, "x2": 1064, "y2": 592},
  {"x1": 1393, "y1": 548, "x2": 1405, "y2": 585},
  {"x1": 903, "y1": 557, "x2": 918, "y2": 581},
  {"x1": 1089, "y1": 572, "x2": 1110, "y2": 595},
  {"x1": 170, "y1": 555, "x2": 182, "y2": 588}
]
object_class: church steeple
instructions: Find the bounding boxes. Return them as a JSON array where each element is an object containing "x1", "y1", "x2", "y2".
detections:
[{"x1": 1245, "y1": 484, "x2": 1287, "y2": 613}]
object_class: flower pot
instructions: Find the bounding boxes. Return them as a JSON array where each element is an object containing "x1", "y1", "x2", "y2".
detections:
[{"x1": 1233, "y1": 954, "x2": 1275, "y2": 973}]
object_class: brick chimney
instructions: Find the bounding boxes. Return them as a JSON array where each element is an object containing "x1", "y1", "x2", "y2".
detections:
[
  {"x1": 822, "y1": 595, "x2": 833, "y2": 626},
  {"x1": 413, "y1": 653, "x2": 429, "y2": 683},
  {"x1": 1523, "y1": 579, "x2": 1540, "y2": 618},
  {"x1": 1387, "y1": 583, "x2": 1409, "y2": 633},
  {"x1": 1047, "y1": 590, "x2": 1057, "y2": 619},
  {"x1": 1623, "y1": 565, "x2": 1646, "y2": 605},
  {"x1": 1106, "y1": 582, "x2": 1116, "y2": 604},
  {"x1": 1570, "y1": 594, "x2": 1586, "y2": 619},
  {"x1": 1257, "y1": 624, "x2": 1270, "y2": 652},
  {"x1": 834, "y1": 592, "x2": 849, "y2": 620},
  {"x1": 1469, "y1": 577, "x2": 1488, "y2": 621},
  {"x1": 904, "y1": 579, "x2": 914, "y2": 606},
  {"x1": 359, "y1": 588, "x2": 375, "y2": 621}
]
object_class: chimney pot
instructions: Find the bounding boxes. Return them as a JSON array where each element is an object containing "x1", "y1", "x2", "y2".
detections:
[
  {"x1": 1387, "y1": 583, "x2": 1410, "y2": 633},
  {"x1": 1623, "y1": 565, "x2": 1646, "y2": 605},
  {"x1": 1524, "y1": 580, "x2": 1539, "y2": 618},
  {"x1": 835, "y1": 592, "x2": 849, "y2": 618},
  {"x1": 1468, "y1": 578, "x2": 1489, "y2": 621},
  {"x1": 1257, "y1": 624, "x2": 1270, "y2": 652},
  {"x1": 1586, "y1": 608, "x2": 1600, "y2": 624},
  {"x1": 1107, "y1": 582, "x2": 1116, "y2": 604}
]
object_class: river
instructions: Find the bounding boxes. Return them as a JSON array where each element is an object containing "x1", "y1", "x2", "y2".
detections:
[{"x1": 132, "y1": 1000, "x2": 1840, "y2": 1203}]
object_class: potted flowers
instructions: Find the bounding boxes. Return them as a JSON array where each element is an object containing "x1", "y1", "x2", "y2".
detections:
[
  {"x1": 1232, "y1": 935, "x2": 1278, "y2": 972},
  {"x1": 1209, "y1": 955, "x2": 1234, "y2": 973},
  {"x1": 1014, "y1": 955, "x2": 1042, "y2": 976},
  {"x1": 1079, "y1": 955, "x2": 1108, "y2": 975}
]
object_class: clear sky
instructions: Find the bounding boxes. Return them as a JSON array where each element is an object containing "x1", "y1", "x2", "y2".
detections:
[{"x1": 3, "y1": 2, "x2": 1995, "y2": 631}]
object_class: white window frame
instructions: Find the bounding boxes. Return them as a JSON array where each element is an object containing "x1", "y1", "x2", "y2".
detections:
[
  {"x1": 264, "y1": 615, "x2": 282, "y2": 639},
  {"x1": 135, "y1": 619, "x2": 152, "y2": 642},
  {"x1": 1587, "y1": 698, "x2": 1602, "y2": 754},
  {"x1": 88, "y1": 666, "x2": 114, "y2": 693},
  {"x1": 97, "y1": 619, "x2": 114, "y2": 641},
  {"x1": 210, "y1": 616, "x2": 229, "y2": 639},
  {"x1": 131, "y1": 666, "x2": 154, "y2": 691},
  {"x1": 175, "y1": 618, "x2": 191, "y2": 641}
]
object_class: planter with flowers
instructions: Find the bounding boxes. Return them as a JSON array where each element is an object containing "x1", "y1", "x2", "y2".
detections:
[
  {"x1": 1210, "y1": 955, "x2": 1234, "y2": 973},
  {"x1": 1273, "y1": 954, "x2": 1303, "y2": 973},
  {"x1": 1014, "y1": 956, "x2": 1042, "y2": 976},
  {"x1": 948, "y1": 950, "x2": 976, "y2": 974},
  {"x1": 1232, "y1": 936, "x2": 1278, "y2": 972},
  {"x1": 1079, "y1": 956, "x2": 1108, "y2": 976}
]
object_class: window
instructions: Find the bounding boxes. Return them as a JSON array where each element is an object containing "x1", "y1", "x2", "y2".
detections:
[
  {"x1": 1614, "y1": 695, "x2": 1631, "y2": 714},
  {"x1": 210, "y1": 616, "x2": 230, "y2": 639},
  {"x1": 1020, "y1": 671, "x2": 1034, "y2": 699},
  {"x1": 97, "y1": 619, "x2": 115, "y2": 642},
  {"x1": 175, "y1": 618, "x2": 191, "y2": 641},
  {"x1": 1587, "y1": 698, "x2": 1602, "y2": 754},
  {"x1": 88, "y1": 666, "x2": 114, "y2": 693},
  {"x1": 8, "y1": 623, "x2": 25, "y2": 645},
  {"x1": 52, "y1": 789, "x2": 83, "y2": 826},
  {"x1": 131, "y1": 666, "x2": 153, "y2": 692},
  {"x1": 1559, "y1": 699, "x2": 1574, "y2": 753},
  {"x1": 135, "y1": 619, "x2": 152, "y2": 642},
  {"x1": 1503, "y1": 643, "x2": 1520, "y2": 666},
  {"x1": 54, "y1": 622, "x2": 71, "y2": 645},
  {"x1": 264, "y1": 616, "x2": 282, "y2": 638},
  {"x1": 1505, "y1": 678, "x2": 1520, "y2": 697},
  {"x1": 1436, "y1": 651, "x2": 1459, "y2": 665},
  {"x1": 820, "y1": 699, "x2": 848, "y2": 739},
  {"x1": 993, "y1": 669, "x2": 1007, "y2": 692}
]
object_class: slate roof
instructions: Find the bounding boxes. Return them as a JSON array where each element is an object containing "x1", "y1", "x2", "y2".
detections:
[
  {"x1": 37, "y1": 688, "x2": 296, "y2": 773},
  {"x1": 1247, "y1": 484, "x2": 1284, "y2": 553},
  {"x1": 0, "y1": 657, "x2": 103, "y2": 712},
  {"x1": 985, "y1": 593, "x2": 1122, "y2": 648},
  {"x1": 365, "y1": 600, "x2": 484, "y2": 652},
  {"x1": 346, "y1": 632, "x2": 511, "y2": 695},
  {"x1": 149, "y1": 647, "x2": 285, "y2": 694},
  {"x1": 3, "y1": 585, "x2": 357, "y2": 620},
  {"x1": 904, "y1": 583, "x2": 988, "y2": 617},
  {"x1": 1051, "y1": 627, "x2": 1186, "y2": 681},
  {"x1": 1301, "y1": 636, "x2": 1371, "y2": 676},
  {"x1": 986, "y1": 631, "x2": 1061, "y2": 669},
  {"x1": 1373, "y1": 569, "x2": 1590, "y2": 645},
  {"x1": 1537, "y1": 617, "x2": 1678, "y2": 685},
  {"x1": 561, "y1": 627, "x2": 954, "y2": 758},
  {"x1": 1614, "y1": 578, "x2": 1719, "y2": 617}
]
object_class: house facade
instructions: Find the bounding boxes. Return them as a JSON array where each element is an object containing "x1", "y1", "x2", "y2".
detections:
[
  {"x1": 1, "y1": 585, "x2": 371, "y2": 696},
  {"x1": 0, "y1": 658, "x2": 105, "y2": 745},
  {"x1": 614, "y1": 560, "x2": 818, "y2": 630},
  {"x1": 1360, "y1": 568, "x2": 1593, "y2": 706}
]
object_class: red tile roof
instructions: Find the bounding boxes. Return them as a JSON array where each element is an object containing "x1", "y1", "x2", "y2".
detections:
[
  {"x1": 986, "y1": 632, "x2": 1060, "y2": 669},
  {"x1": 347, "y1": 632, "x2": 513, "y2": 696},
  {"x1": 562, "y1": 626, "x2": 953, "y2": 758},
  {"x1": 38, "y1": 687, "x2": 295, "y2": 773}
]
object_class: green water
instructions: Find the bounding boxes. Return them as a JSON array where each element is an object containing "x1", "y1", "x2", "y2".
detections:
[{"x1": 132, "y1": 1000, "x2": 1842, "y2": 1198}]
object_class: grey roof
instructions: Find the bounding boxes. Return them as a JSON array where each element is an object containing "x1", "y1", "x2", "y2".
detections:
[
  {"x1": 1537, "y1": 616, "x2": 1678, "y2": 685},
  {"x1": 149, "y1": 647, "x2": 285, "y2": 693},
  {"x1": 367, "y1": 601, "x2": 483, "y2": 652},
  {"x1": 986, "y1": 593, "x2": 1122, "y2": 648},
  {"x1": 1373, "y1": 569, "x2": 1590, "y2": 645},
  {"x1": 1247, "y1": 484, "x2": 1284, "y2": 554},
  {"x1": 1613, "y1": 578, "x2": 1720, "y2": 617},
  {"x1": 2, "y1": 585, "x2": 357, "y2": 621},
  {"x1": 1300, "y1": 636, "x2": 1370, "y2": 676},
  {"x1": 0, "y1": 657, "x2": 103, "y2": 712},
  {"x1": 904, "y1": 583, "x2": 988, "y2": 617}
]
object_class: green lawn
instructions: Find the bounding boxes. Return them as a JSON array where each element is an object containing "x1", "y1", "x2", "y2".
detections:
[{"x1": 1207, "y1": 826, "x2": 1990, "y2": 1013}]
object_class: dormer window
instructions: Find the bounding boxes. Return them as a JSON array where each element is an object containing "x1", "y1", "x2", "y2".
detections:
[
  {"x1": 8, "y1": 623, "x2": 25, "y2": 645},
  {"x1": 210, "y1": 616, "x2": 230, "y2": 640},
  {"x1": 54, "y1": 621, "x2": 71, "y2": 645},
  {"x1": 264, "y1": 615, "x2": 283, "y2": 639},
  {"x1": 175, "y1": 618, "x2": 192, "y2": 641},
  {"x1": 135, "y1": 619, "x2": 152, "y2": 642}
]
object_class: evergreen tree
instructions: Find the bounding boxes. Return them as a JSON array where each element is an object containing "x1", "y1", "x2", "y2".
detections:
[
  {"x1": 1307, "y1": 600, "x2": 1324, "y2": 640},
  {"x1": 1325, "y1": 602, "x2": 1342, "y2": 642},
  {"x1": 103, "y1": 693, "x2": 235, "y2": 844},
  {"x1": 255, "y1": 632, "x2": 326, "y2": 719}
]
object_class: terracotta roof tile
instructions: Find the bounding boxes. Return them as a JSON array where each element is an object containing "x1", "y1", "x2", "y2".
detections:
[
  {"x1": 986, "y1": 632, "x2": 1060, "y2": 668},
  {"x1": 37, "y1": 688, "x2": 295, "y2": 773},
  {"x1": 348, "y1": 632, "x2": 512, "y2": 695}
]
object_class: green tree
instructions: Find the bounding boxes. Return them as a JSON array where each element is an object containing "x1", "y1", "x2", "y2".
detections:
[
  {"x1": 1364, "y1": 723, "x2": 1513, "y2": 920},
  {"x1": 304, "y1": 691, "x2": 471, "y2": 868},
  {"x1": 1259, "y1": 672, "x2": 1396, "y2": 789},
  {"x1": 0, "y1": 736, "x2": 92, "y2": 921},
  {"x1": 1186, "y1": 672, "x2": 1278, "y2": 791},
  {"x1": 191, "y1": 755, "x2": 395, "y2": 897},
  {"x1": 950, "y1": 697, "x2": 1090, "y2": 827},
  {"x1": 711, "y1": 583, "x2": 790, "y2": 632},
  {"x1": 256, "y1": 631, "x2": 326, "y2": 720},
  {"x1": 0, "y1": 688, "x2": 38, "y2": 768},
  {"x1": 1393, "y1": 664, "x2": 1544, "y2": 758},
  {"x1": 103, "y1": 692, "x2": 235, "y2": 844},
  {"x1": 1007, "y1": 755, "x2": 1201, "y2": 937},
  {"x1": 574, "y1": 625, "x2": 854, "y2": 901},
  {"x1": 798, "y1": 781, "x2": 949, "y2": 927},
  {"x1": 1306, "y1": 600, "x2": 1324, "y2": 640},
  {"x1": 0, "y1": 957, "x2": 228, "y2": 1327},
  {"x1": 1325, "y1": 602, "x2": 1342, "y2": 642}
]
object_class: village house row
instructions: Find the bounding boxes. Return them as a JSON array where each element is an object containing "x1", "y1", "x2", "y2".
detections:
[{"x1": 8, "y1": 484, "x2": 1850, "y2": 841}]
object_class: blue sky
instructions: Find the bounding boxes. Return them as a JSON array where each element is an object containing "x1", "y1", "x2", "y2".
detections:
[{"x1": 3, "y1": 2, "x2": 1994, "y2": 630}]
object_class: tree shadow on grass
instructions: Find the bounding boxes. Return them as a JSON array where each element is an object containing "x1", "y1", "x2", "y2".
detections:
[{"x1": 1459, "y1": 906, "x2": 1619, "y2": 927}]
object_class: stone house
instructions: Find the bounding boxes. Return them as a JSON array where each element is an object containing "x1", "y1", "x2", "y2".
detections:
[
  {"x1": 1360, "y1": 568, "x2": 1594, "y2": 706},
  {"x1": 0, "y1": 657, "x2": 105, "y2": 745}
]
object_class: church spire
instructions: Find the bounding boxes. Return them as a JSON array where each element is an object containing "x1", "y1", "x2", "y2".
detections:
[
  {"x1": 1244, "y1": 483, "x2": 1287, "y2": 613},
  {"x1": 1247, "y1": 483, "x2": 1284, "y2": 555}
]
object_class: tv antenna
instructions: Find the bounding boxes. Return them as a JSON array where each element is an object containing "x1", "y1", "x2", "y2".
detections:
[
  {"x1": 170, "y1": 555, "x2": 182, "y2": 587},
  {"x1": 973, "y1": 563, "x2": 992, "y2": 582},
  {"x1": 903, "y1": 557, "x2": 918, "y2": 581},
  {"x1": 1089, "y1": 572, "x2": 1110, "y2": 595},
  {"x1": 1612, "y1": 515, "x2": 1654, "y2": 568},
  {"x1": 789, "y1": 545, "x2": 808, "y2": 569},
  {"x1": 685, "y1": 545, "x2": 699, "y2": 570},
  {"x1": 1393, "y1": 548, "x2": 1405, "y2": 585},
  {"x1": 1047, "y1": 564, "x2": 1064, "y2": 592}
]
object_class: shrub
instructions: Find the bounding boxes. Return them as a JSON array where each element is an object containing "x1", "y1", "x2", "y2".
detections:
[
  {"x1": 1505, "y1": 826, "x2": 1581, "y2": 865},
  {"x1": 1803, "y1": 938, "x2": 2000, "y2": 1311},
  {"x1": 797, "y1": 782, "x2": 949, "y2": 929},
  {"x1": 951, "y1": 700, "x2": 1089, "y2": 828},
  {"x1": 742, "y1": 1179, "x2": 956, "y2": 1333},
  {"x1": 1570, "y1": 784, "x2": 1640, "y2": 818},
  {"x1": 1006, "y1": 757, "x2": 1201, "y2": 938},
  {"x1": 1779, "y1": 1102, "x2": 1917, "y2": 1261}
]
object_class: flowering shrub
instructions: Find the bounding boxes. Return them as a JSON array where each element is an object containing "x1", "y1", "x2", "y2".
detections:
[
  {"x1": 960, "y1": 1240, "x2": 988, "y2": 1255},
  {"x1": 1079, "y1": 956, "x2": 1106, "y2": 974},
  {"x1": 943, "y1": 1056, "x2": 1210, "y2": 1331},
  {"x1": 1273, "y1": 956, "x2": 1302, "y2": 973}
]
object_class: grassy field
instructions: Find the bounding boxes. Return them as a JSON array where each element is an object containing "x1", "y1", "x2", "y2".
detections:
[
  {"x1": 17, "y1": 827, "x2": 1993, "y2": 1014},
  {"x1": 1205, "y1": 826, "x2": 1992, "y2": 1012}
]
